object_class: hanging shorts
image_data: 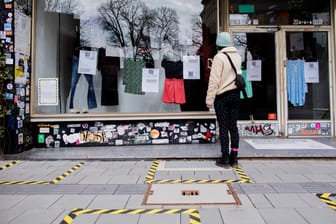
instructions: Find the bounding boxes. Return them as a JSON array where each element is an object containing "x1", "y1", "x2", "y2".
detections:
[{"x1": 162, "y1": 78, "x2": 186, "y2": 104}]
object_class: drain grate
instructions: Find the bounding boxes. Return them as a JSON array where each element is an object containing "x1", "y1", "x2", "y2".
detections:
[{"x1": 182, "y1": 190, "x2": 199, "y2": 196}]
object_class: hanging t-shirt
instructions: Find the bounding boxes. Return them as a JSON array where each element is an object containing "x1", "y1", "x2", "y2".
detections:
[
  {"x1": 240, "y1": 70, "x2": 253, "y2": 99},
  {"x1": 287, "y1": 59, "x2": 308, "y2": 106}
]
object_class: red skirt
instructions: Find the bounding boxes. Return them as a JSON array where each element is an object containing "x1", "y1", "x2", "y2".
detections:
[{"x1": 162, "y1": 78, "x2": 186, "y2": 104}]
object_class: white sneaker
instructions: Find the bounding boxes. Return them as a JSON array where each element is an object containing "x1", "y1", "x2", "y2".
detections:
[{"x1": 69, "y1": 108, "x2": 80, "y2": 113}]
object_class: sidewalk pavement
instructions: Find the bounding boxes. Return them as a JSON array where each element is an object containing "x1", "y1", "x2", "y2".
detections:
[
  {"x1": 1, "y1": 137, "x2": 336, "y2": 224},
  {"x1": 4, "y1": 137, "x2": 336, "y2": 161},
  {"x1": 0, "y1": 159, "x2": 336, "y2": 224}
]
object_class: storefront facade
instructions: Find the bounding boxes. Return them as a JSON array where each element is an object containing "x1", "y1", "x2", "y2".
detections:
[{"x1": 1, "y1": 0, "x2": 335, "y2": 152}]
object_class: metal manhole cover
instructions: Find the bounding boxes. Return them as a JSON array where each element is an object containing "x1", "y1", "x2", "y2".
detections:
[{"x1": 142, "y1": 183, "x2": 240, "y2": 206}]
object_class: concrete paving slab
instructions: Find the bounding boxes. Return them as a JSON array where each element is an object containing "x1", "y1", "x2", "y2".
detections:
[
  {"x1": 114, "y1": 184, "x2": 147, "y2": 195},
  {"x1": 71, "y1": 212, "x2": 99, "y2": 224},
  {"x1": 195, "y1": 208, "x2": 223, "y2": 224},
  {"x1": 125, "y1": 195, "x2": 148, "y2": 208},
  {"x1": 48, "y1": 195, "x2": 95, "y2": 209},
  {"x1": 264, "y1": 193, "x2": 311, "y2": 208},
  {"x1": 298, "y1": 193, "x2": 333, "y2": 208},
  {"x1": 88, "y1": 195, "x2": 130, "y2": 208},
  {"x1": 78, "y1": 175, "x2": 112, "y2": 184},
  {"x1": 219, "y1": 207, "x2": 266, "y2": 224},
  {"x1": 296, "y1": 208, "x2": 336, "y2": 224},
  {"x1": 9, "y1": 208, "x2": 65, "y2": 224},
  {"x1": 80, "y1": 184, "x2": 118, "y2": 194},
  {"x1": 0, "y1": 209, "x2": 24, "y2": 224},
  {"x1": 258, "y1": 208, "x2": 310, "y2": 224},
  {"x1": 240, "y1": 183, "x2": 276, "y2": 194},
  {"x1": 304, "y1": 174, "x2": 336, "y2": 182},
  {"x1": 276, "y1": 174, "x2": 311, "y2": 183},
  {"x1": 138, "y1": 213, "x2": 180, "y2": 224},
  {"x1": 107, "y1": 175, "x2": 141, "y2": 184},
  {"x1": 301, "y1": 182, "x2": 335, "y2": 193},
  {"x1": 11, "y1": 195, "x2": 62, "y2": 210},
  {"x1": 270, "y1": 183, "x2": 308, "y2": 193},
  {"x1": 102, "y1": 167, "x2": 132, "y2": 174},
  {"x1": 96, "y1": 213, "x2": 140, "y2": 224},
  {"x1": 51, "y1": 209, "x2": 70, "y2": 224},
  {"x1": 246, "y1": 194, "x2": 274, "y2": 208},
  {"x1": 0, "y1": 195, "x2": 27, "y2": 209}
]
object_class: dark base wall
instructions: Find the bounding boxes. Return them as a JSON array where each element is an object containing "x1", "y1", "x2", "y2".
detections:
[{"x1": 33, "y1": 119, "x2": 217, "y2": 148}]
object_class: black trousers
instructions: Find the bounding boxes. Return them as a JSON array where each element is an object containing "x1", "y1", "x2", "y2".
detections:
[{"x1": 214, "y1": 89, "x2": 240, "y2": 154}]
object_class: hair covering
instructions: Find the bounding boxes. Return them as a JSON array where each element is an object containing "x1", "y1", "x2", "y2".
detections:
[{"x1": 216, "y1": 32, "x2": 233, "y2": 47}]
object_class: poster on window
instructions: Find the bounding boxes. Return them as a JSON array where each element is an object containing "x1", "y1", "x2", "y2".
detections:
[
  {"x1": 183, "y1": 55, "x2": 200, "y2": 80},
  {"x1": 142, "y1": 68, "x2": 160, "y2": 92},
  {"x1": 247, "y1": 60, "x2": 262, "y2": 81},
  {"x1": 78, "y1": 50, "x2": 98, "y2": 75},
  {"x1": 304, "y1": 62, "x2": 319, "y2": 83},
  {"x1": 38, "y1": 78, "x2": 58, "y2": 105}
]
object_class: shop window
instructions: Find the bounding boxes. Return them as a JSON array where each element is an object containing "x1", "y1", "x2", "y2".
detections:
[
  {"x1": 33, "y1": 0, "x2": 218, "y2": 115},
  {"x1": 229, "y1": 0, "x2": 330, "y2": 26}
]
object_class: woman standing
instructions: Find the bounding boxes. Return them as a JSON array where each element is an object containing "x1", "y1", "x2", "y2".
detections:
[{"x1": 206, "y1": 32, "x2": 242, "y2": 168}]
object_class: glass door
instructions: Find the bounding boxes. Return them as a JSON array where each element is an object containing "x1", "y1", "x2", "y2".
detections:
[
  {"x1": 232, "y1": 31, "x2": 277, "y2": 121},
  {"x1": 283, "y1": 30, "x2": 332, "y2": 136}
]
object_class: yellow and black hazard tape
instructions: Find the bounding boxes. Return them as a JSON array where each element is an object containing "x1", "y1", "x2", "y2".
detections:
[
  {"x1": 0, "y1": 180, "x2": 50, "y2": 185},
  {"x1": 0, "y1": 160, "x2": 20, "y2": 171},
  {"x1": 233, "y1": 166, "x2": 253, "y2": 183},
  {"x1": 145, "y1": 160, "x2": 160, "y2": 181},
  {"x1": 0, "y1": 162, "x2": 84, "y2": 185},
  {"x1": 61, "y1": 208, "x2": 201, "y2": 224},
  {"x1": 316, "y1": 193, "x2": 336, "y2": 211},
  {"x1": 146, "y1": 178, "x2": 250, "y2": 184},
  {"x1": 49, "y1": 162, "x2": 84, "y2": 184},
  {"x1": 145, "y1": 160, "x2": 253, "y2": 184}
]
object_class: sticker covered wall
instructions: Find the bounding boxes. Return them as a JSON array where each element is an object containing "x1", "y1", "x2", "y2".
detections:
[{"x1": 35, "y1": 119, "x2": 217, "y2": 148}]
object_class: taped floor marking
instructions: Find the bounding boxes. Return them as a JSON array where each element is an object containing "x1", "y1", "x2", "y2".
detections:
[
  {"x1": 0, "y1": 162, "x2": 84, "y2": 185},
  {"x1": 60, "y1": 208, "x2": 201, "y2": 224},
  {"x1": 145, "y1": 160, "x2": 253, "y2": 184},
  {"x1": 316, "y1": 193, "x2": 336, "y2": 211},
  {"x1": 0, "y1": 160, "x2": 20, "y2": 171}
]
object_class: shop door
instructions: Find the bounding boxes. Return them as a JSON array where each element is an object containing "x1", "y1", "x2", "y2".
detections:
[
  {"x1": 232, "y1": 32, "x2": 278, "y2": 130},
  {"x1": 283, "y1": 30, "x2": 332, "y2": 136}
]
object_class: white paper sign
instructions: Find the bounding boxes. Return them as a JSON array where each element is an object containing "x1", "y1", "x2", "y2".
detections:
[
  {"x1": 38, "y1": 78, "x2": 59, "y2": 105},
  {"x1": 247, "y1": 60, "x2": 262, "y2": 81},
  {"x1": 142, "y1": 68, "x2": 160, "y2": 92},
  {"x1": 304, "y1": 62, "x2": 319, "y2": 83},
  {"x1": 106, "y1": 46, "x2": 120, "y2": 57},
  {"x1": 15, "y1": 10, "x2": 31, "y2": 56},
  {"x1": 78, "y1": 50, "x2": 98, "y2": 75},
  {"x1": 183, "y1": 55, "x2": 200, "y2": 80}
]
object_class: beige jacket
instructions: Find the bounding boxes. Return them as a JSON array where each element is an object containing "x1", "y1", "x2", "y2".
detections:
[{"x1": 206, "y1": 46, "x2": 242, "y2": 106}]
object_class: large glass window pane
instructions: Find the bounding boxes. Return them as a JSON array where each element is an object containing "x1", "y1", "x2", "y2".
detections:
[
  {"x1": 33, "y1": 0, "x2": 218, "y2": 114},
  {"x1": 233, "y1": 32, "x2": 277, "y2": 121},
  {"x1": 286, "y1": 31, "x2": 330, "y2": 120},
  {"x1": 229, "y1": 0, "x2": 330, "y2": 26}
]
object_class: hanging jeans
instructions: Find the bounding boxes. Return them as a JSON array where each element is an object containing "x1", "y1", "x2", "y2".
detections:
[{"x1": 69, "y1": 56, "x2": 97, "y2": 109}]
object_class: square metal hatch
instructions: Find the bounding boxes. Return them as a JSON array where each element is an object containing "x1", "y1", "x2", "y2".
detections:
[{"x1": 142, "y1": 183, "x2": 241, "y2": 206}]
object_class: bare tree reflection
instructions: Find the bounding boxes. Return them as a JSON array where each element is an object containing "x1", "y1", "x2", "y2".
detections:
[
  {"x1": 44, "y1": 0, "x2": 79, "y2": 14},
  {"x1": 98, "y1": 0, "x2": 155, "y2": 49},
  {"x1": 151, "y1": 7, "x2": 179, "y2": 49}
]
